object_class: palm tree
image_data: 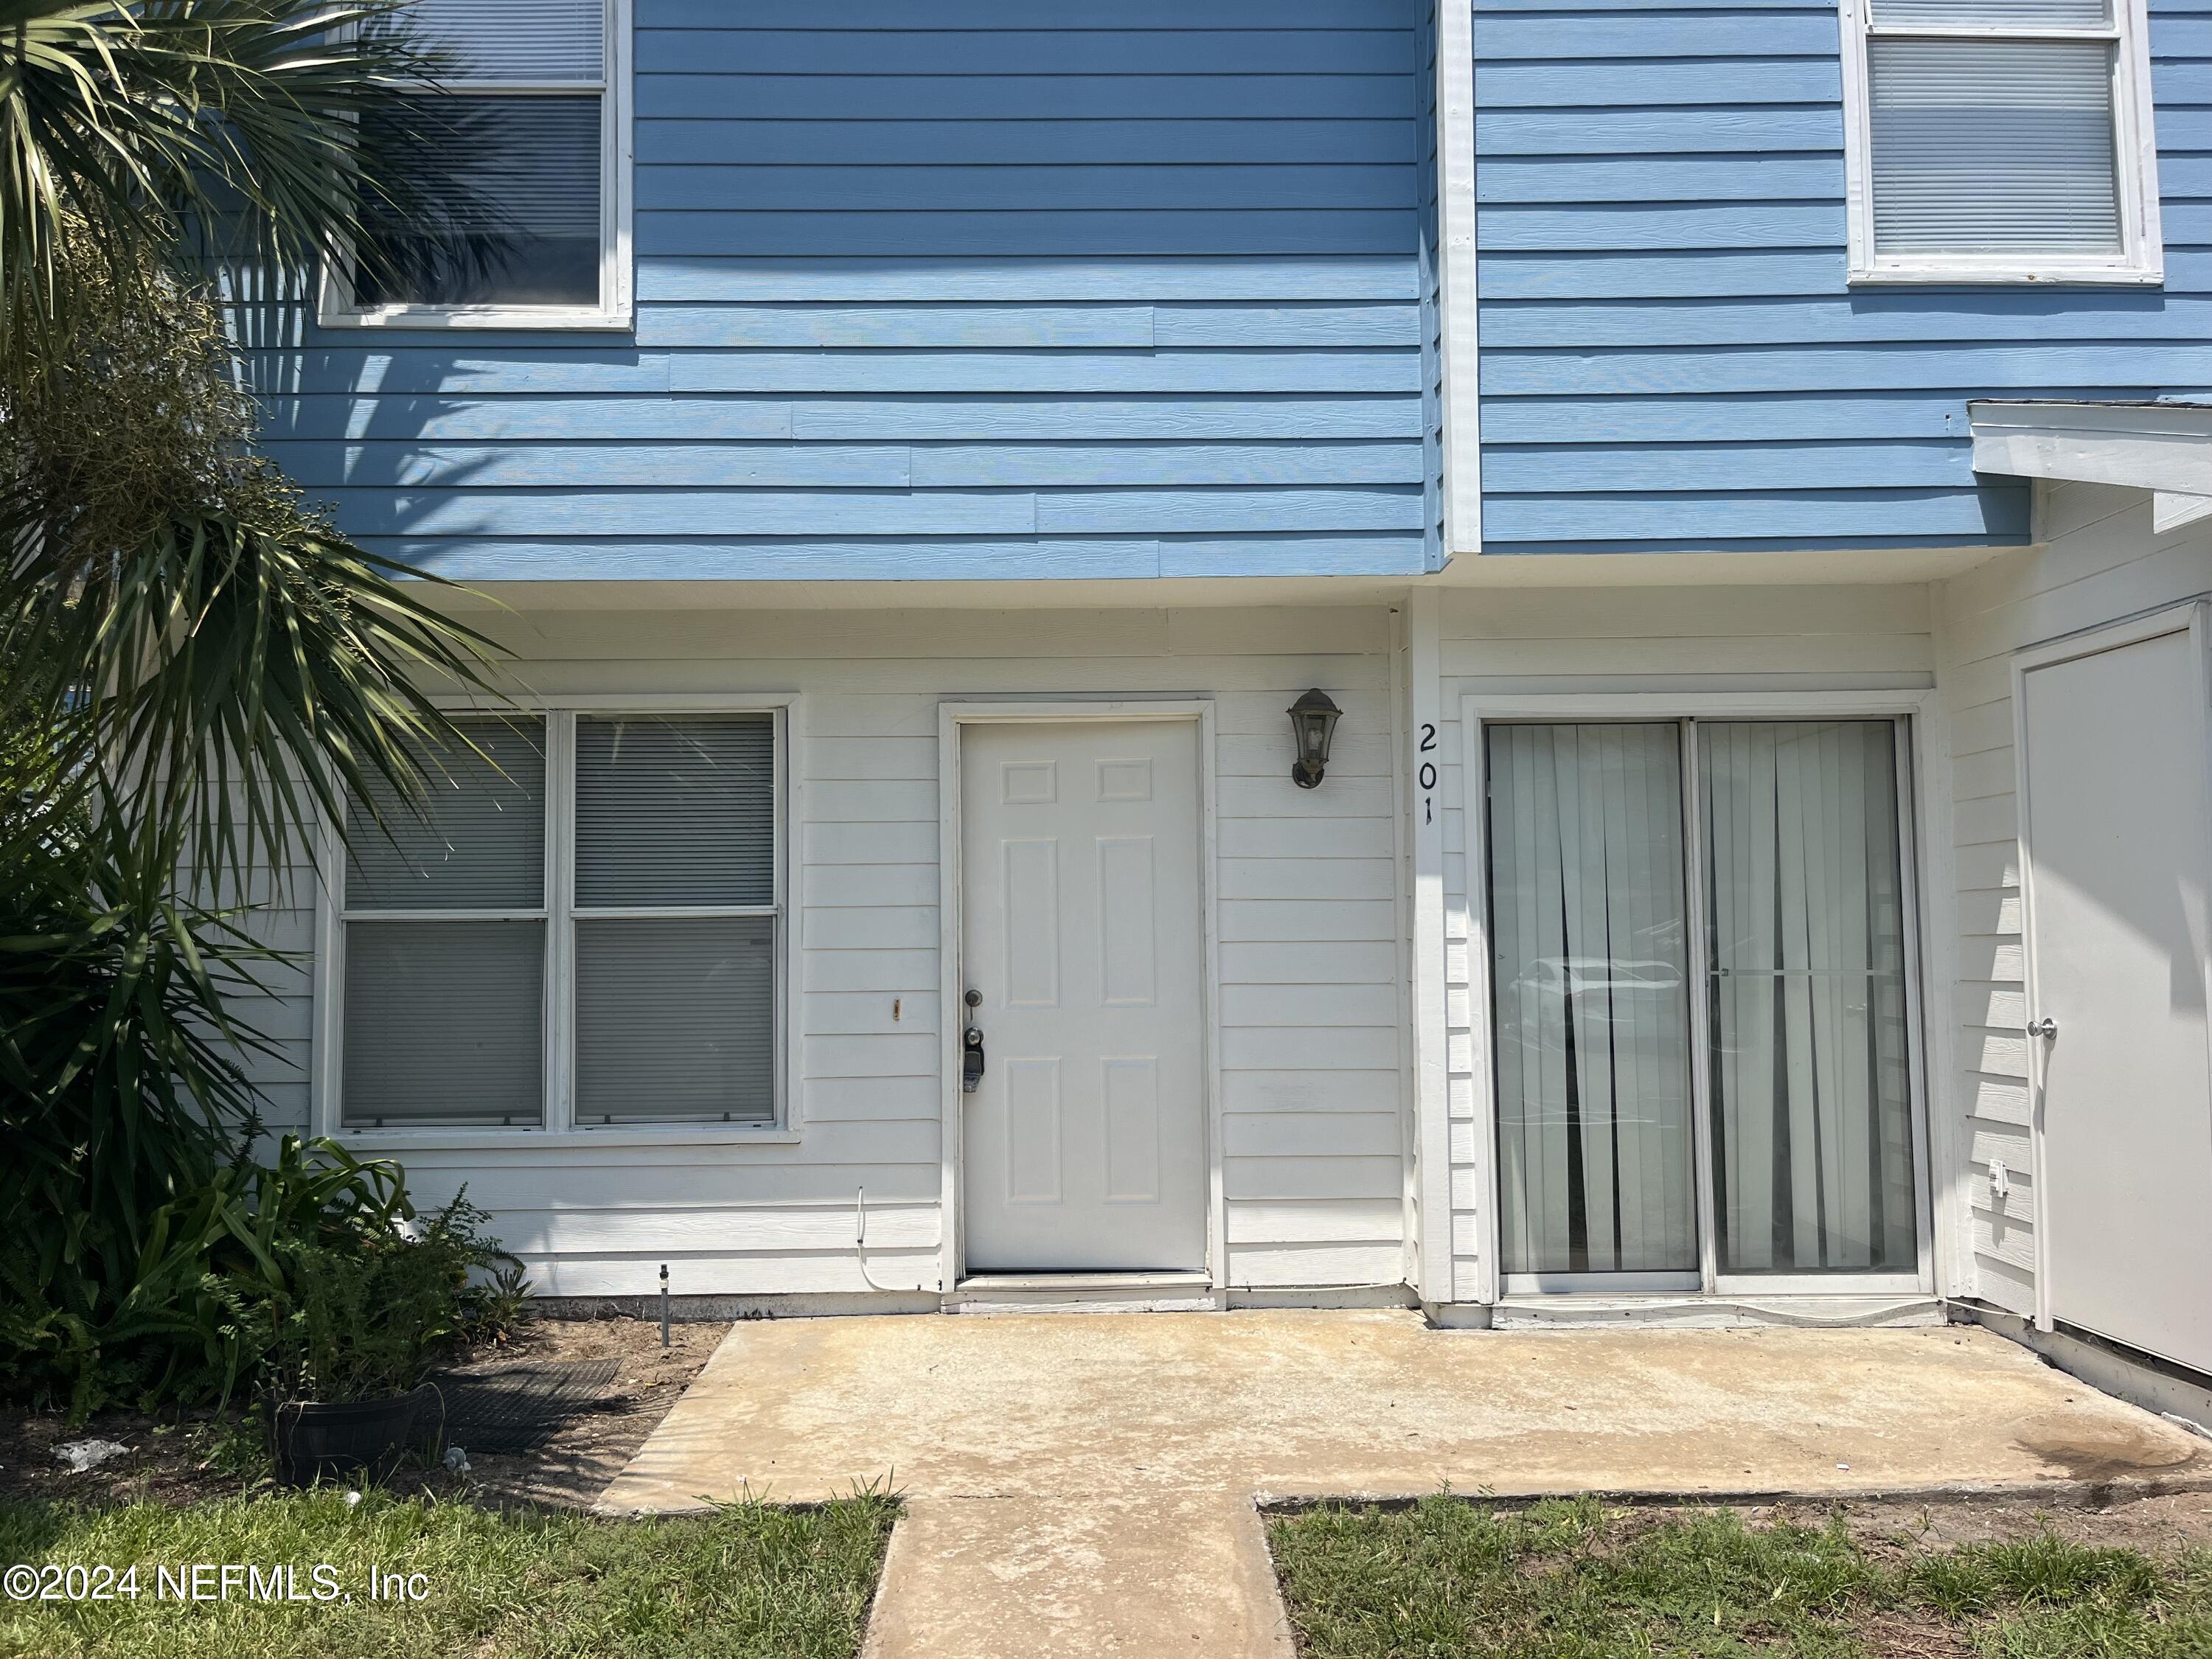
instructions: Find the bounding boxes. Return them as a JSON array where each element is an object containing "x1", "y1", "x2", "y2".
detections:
[{"x1": 0, "y1": 1, "x2": 507, "y2": 1410}]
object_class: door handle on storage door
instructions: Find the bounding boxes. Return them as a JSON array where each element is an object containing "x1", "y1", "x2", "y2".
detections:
[{"x1": 2028, "y1": 1017, "x2": 2058, "y2": 1040}]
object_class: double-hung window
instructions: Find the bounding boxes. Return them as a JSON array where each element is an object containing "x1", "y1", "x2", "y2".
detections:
[
  {"x1": 334, "y1": 709, "x2": 785, "y2": 1134},
  {"x1": 1840, "y1": 0, "x2": 2163, "y2": 282},
  {"x1": 324, "y1": 0, "x2": 632, "y2": 327}
]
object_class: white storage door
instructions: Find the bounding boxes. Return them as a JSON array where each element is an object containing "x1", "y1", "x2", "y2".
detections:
[{"x1": 2020, "y1": 616, "x2": 2212, "y2": 1372}]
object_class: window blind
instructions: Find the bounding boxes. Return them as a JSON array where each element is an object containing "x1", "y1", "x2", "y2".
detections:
[
  {"x1": 575, "y1": 714, "x2": 776, "y2": 909},
  {"x1": 377, "y1": 0, "x2": 604, "y2": 81},
  {"x1": 342, "y1": 920, "x2": 546, "y2": 1127},
  {"x1": 574, "y1": 917, "x2": 777, "y2": 1124},
  {"x1": 375, "y1": 97, "x2": 603, "y2": 240},
  {"x1": 1872, "y1": 0, "x2": 2107, "y2": 22},
  {"x1": 345, "y1": 717, "x2": 545, "y2": 911},
  {"x1": 352, "y1": 0, "x2": 608, "y2": 310},
  {"x1": 1867, "y1": 36, "x2": 2123, "y2": 256}
]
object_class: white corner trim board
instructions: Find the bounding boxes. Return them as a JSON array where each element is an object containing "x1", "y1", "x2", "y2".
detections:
[
  {"x1": 1434, "y1": 0, "x2": 1481, "y2": 557},
  {"x1": 1970, "y1": 400, "x2": 2212, "y2": 498}
]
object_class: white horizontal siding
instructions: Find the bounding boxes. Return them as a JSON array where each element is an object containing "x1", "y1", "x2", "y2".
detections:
[
  {"x1": 1436, "y1": 583, "x2": 1936, "y2": 1302},
  {"x1": 1933, "y1": 480, "x2": 2212, "y2": 1315},
  {"x1": 265, "y1": 603, "x2": 1405, "y2": 1297}
]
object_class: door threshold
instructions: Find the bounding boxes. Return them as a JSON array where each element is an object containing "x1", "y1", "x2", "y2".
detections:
[
  {"x1": 946, "y1": 1270, "x2": 1216, "y2": 1313},
  {"x1": 1486, "y1": 1293, "x2": 1942, "y2": 1330},
  {"x1": 958, "y1": 1271, "x2": 1208, "y2": 1293}
]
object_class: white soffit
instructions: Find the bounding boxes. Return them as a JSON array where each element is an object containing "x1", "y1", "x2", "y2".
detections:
[{"x1": 1969, "y1": 398, "x2": 2212, "y2": 496}]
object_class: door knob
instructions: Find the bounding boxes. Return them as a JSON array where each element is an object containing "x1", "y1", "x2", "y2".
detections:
[
  {"x1": 2028, "y1": 1016, "x2": 2058, "y2": 1040},
  {"x1": 961, "y1": 990, "x2": 986, "y2": 1094}
]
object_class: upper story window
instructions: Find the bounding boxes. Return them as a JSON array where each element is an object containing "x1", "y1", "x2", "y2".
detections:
[
  {"x1": 322, "y1": 0, "x2": 632, "y2": 329},
  {"x1": 1840, "y1": 0, "x2": 2163, "y2": 283}
]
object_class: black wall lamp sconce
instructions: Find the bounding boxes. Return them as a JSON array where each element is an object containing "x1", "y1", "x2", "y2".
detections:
[{"x1": 1287, "y1": 689, "x2": 1341, "y2": 789}]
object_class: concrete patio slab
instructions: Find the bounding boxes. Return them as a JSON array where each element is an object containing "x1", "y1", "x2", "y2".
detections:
[{"x1": 597, "y1": 1310, "x2": 2208, "y2": 1656}]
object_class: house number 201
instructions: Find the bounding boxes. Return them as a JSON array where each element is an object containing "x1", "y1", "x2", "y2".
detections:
[{"x1": 1417, "y1": 723, "x2": 1438, "y2": 823}]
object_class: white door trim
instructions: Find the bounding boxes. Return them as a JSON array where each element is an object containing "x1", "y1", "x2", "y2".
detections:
[
  {"x1": 936, "y1": 699, "x2": 1225, "y2": 1292},
  {"x1": 2011, "y1": 599, "x2": 2212, "y2": 1334},
  {"x1": 1457, "y1": 687, "x2": 1948, "y2": 1303}
]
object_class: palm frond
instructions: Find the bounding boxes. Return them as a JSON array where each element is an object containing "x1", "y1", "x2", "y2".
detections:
[{"x1": 0, "y1": 0, "x2": 462, "y2": 361}]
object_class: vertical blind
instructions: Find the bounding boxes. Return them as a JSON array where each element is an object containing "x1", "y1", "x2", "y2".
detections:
[
  {"x1": 1486, "y1": 724, "x2": 1700, "y2": 1276},
  {"x1": 1700, "y1": 723, "x2": 1919, "y2": 1274},
  {"x1": 1865, "y1": 34, "x2": 2122, "y2": 257}
]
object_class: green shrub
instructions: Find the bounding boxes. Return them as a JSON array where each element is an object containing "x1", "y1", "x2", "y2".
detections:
[
  {"x1": 0, "y1": 1136, "x2": 526, "y2": 1418},
  {"x1": 246, "y1": 1194, "x2": 527, "y2": 1403}
]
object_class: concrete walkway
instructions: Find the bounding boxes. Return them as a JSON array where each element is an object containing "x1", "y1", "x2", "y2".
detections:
[{"x1": 597, "y1": 1310, "x2": 2208, "y2": 1657}]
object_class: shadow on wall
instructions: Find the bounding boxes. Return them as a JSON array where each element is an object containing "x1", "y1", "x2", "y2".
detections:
[{"x1": 246, "y1": 1, "x2": 1435, "y2": 580}]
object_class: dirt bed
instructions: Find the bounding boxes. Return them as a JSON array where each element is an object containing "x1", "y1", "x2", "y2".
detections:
[
  {"x1": 1766, "y1": 1486, "x2": 2212, "y2": 1552},
  {"x1": 0, "y1": 1314, "x2": 729, "y2": 1512}
]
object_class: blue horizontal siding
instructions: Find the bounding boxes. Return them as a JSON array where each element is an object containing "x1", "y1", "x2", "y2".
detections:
[
  {"x1": 646, "y1": 75, "x2": 1413, "y2": 120},
  {"x1": 1486, "y1": 294, "x2": 2212, "y2": 347},
  {"x1": 262, "y1": 395, "x2": 1425, "y2": 443},
  {"x1": 633, "y1": 305, "x2": 1422, "y2": 349},
  {"x1": 633, "y1": 166, "x2": 1417, "y2": 214},
  {"x1": 1474, "y1": 0, "x2": 2212, "y2": 553},
  {"x1": 634, "y1": 30, "x2": 1419, "y2": 75},
  {"x1": 636, "y1": 258, "x2": 1420, "y2": 302},
  {"x1": 264, "y1": 441, "x2": 1425, "y2": 490},
  {"x1": 639, "y1": 121, "x2": 1419, "y2": 167},
  {"x1": 268, "y1": 3, "x2": 1429, "y2": 582},
  {"x1": 649, "y1": 1, "x2": 1397, "y2": 24},
  {"x1": 361, "y1": 534, "x2": 1427, "y2": 582}
]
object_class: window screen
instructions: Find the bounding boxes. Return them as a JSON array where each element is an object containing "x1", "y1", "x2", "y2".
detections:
[
  {"x1": 575, "y1": 714, "x2": 776, "y2": 908},
  {"x1": 355, "y1": 0, "x2": 608, "y2": 308},
  {"x1": 341, "y1": 717, "x2": 547, "y2": 1127},
  {"x1": 1868, "y1": 38, "x2": 2121, "y2": 256},
  {"x1": 1860, "y1": 0, "x2": 2132, "y2": 263},
  {"x1": 571, "y1": 714, "x2": 779, "y2": 1126},
  {"x1": 335, "y1": 710, "x2": 784, "y2": 1133}
]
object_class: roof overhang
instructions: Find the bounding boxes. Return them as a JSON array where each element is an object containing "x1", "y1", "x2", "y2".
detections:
[
  {"x1": 1969, "y1": 400, "x2": 2212, "y2": 534},
  {"x1": 1970, "y1": 398, "x2": 2212, "y2": 493}
]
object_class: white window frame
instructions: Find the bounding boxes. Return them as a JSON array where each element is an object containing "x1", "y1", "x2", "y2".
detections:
[
  {"x1": 315, "y1": 695, "x2": 799, "y2": 1149},
  {"x1": 1459, "y1": 690, "x2": 1944, "y2": 1304},
  {"x1": 1838, "y1": 0, "x2": 2164, "y2": 285},
  {"x1": 317, "y1": 0, "x2": 633, "y2": 331}
]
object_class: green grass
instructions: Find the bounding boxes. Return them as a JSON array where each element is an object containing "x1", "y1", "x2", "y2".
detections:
[
  {"x1": 0, "y1": 1489, "x2": 896, "y2": 1658},
  {"x1": 1267, "y1": 1495, "x2": 2212, "y2": 1658}
]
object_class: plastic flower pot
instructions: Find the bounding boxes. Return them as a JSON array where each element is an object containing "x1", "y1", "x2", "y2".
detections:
[{"x1": 265, "y1": 1385, "x2": 444, "y2": 1489}]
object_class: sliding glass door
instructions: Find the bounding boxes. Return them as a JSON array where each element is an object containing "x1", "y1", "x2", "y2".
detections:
[
  {"x1": 1484, "y1": 717, "x2": 1925, "y2": 1295},
  {"x1": 1487, "y1": 724, "x2": 1701, "y2": 1288}
]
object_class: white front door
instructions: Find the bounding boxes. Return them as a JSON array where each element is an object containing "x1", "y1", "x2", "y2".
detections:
[
  {"x1": 959, "y1": 719, "x2": 1208, "y2": 1274},
  {"x1": 2022, "y1": 619, "x2": 2212, "y2": 1373}
]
